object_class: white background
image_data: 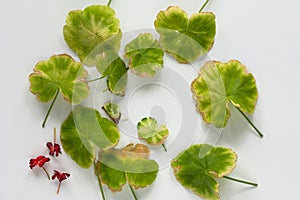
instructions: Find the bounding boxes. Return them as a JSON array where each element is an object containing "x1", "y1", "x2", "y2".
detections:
[{"x1": 1, "y1": 0, "x2": 300, "y2": 199}]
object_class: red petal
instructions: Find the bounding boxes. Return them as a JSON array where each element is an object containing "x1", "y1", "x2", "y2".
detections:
[{"x1": 37, "y1": 157, "x2": 50, "y2": 167}]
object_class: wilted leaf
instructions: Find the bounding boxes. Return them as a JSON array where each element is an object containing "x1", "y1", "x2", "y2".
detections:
[{"x1": 102, "y1": 102, "x2": 121, "y2": 124}]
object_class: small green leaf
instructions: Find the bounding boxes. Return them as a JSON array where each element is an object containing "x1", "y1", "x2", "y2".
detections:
[
  {"x1": 124, "y1": 33, "x2": 164, "y2": 77},
  {"x1": 95, "y1": 144, "x2": 159, "y2": 192},
  {"x1": 96, "y1": 51, "x2": 127, "y2": 96},
  {"x1": 171, "y1": 144, "x2": 237, "y2": 200},
  {"x1": 154, "y1": 6, "x2": 216, "y2": 63},
  {"x1": 102, "y1": 102, "x2": 121, "y2": 124},
  {"x1": 63, "y1": 5, "x2": 121, "y2": 66},
  {"x1": 137, "y1": 117, "x2": 169, "y2": 146},
  {"x1": 60, "y1": 107, "x2": 120, "y2": 168},
  {"x1": 191, "y1": 60, "x2": 258, "y2": 128},
  {"x1": 29, "y1": 54, "x2": 89, "y2": 127}
]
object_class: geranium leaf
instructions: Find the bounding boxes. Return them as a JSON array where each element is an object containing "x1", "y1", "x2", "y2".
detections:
[
  {"x1": 137, "y1": 117, "x2": 169, "y2": 151},
  {"x1": 154, "y1": 6, "x2": 216, "y2": 63},
  {"x1": 191, "y1": 60, "x2": 263, "y2": 137},
  {"x1": 63, "y1": 5, "x2": 121, "y2": 66},
  {"x1": 60, "y1": 107, "x2": 120, "y2": 168},
  {"x1": 96, "y1": 51, "x2": 127, "y2": 95},
  {"x1": 124, "y1": 33, "x2": 164, "y2": 77},
  {"x1": 102, "y1": 102, "x2": 121, "y2": 124},
  {"x1": 171, "y1": 144, "x2": 237, "y2": 200},
  {"x1": 95, "y1": 144, "x2": 159, "y2": 193},
  {"x1": 29, "y1": 54, "x2": 89, "y2": 127}
]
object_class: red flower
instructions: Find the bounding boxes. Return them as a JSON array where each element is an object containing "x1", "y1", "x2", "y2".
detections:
[
  {"x1": 52, "y1": 170, "x2": 70, "y2": 194},
  {"x1": 46, "y1": 142, "x2": 61, "y2": 157},
  {"x1": 29, "y1": 155, "x2": 51, "y2": 179}
]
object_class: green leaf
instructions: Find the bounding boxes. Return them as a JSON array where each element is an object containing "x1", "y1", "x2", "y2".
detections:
[
  {"x1": 60, "y1": 107, "x2": 120, "y2": 168},
  {"x1": 171, "y1": 144, "x2": 237, "y2": 200},
  {"x1": 137, "y1": 117, "x2": 169, "y2": 146},
  {"x1": 95, "y1": 144, "x2": 159, "y2": 192},
  {"x1": 29, "y1": 54, "x2": 89, "y2": 127},
  {"x1": 154, "y1": 6, "x2": 216, "y2": 63},
  {"x1": 63, "y1": 5, "x2": 121, "y2": 66},
  {"x1": 102, "y1": 102, "x2": 121, "y2": 124},
  {"x1": 96, "y1": 51, "x2": 127, "y2": 96},
  {"x1": 124, "y1": 33, "x2": 164, "y2": 77},
  {"x1": 29, "y1": 54, "x2": 89, "y2": 104},
  {"x1": 191, "y1": 60, "x2": 258, "y2": 128}
]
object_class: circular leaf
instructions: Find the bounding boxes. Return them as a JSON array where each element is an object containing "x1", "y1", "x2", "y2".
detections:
[
  {"x1": 191, "y1": 60, "x2": 258, "y2": 127},
  {"x1": 171, "y1": 144, "x2": 237, "y2": 200},
  {"x1": 60, "y1": 107, "x2": 120, "y2": 168},
  {"x1": 29, "y1": 54, "x2": 89, "y2": 105},
  {"x1": 63, "y1": 5, "x2": 121, "y2": 66},
  {"x1": 155, "y1": 6, "x2": 216, "y2": 63},
  {"x1": 124, "y1": 33, "x2": 164, "y2": 77},
  {"x1": 137, "y1": 117, "x2": 169, "y2": 145},
  {"x1": 95, "y1": 144, "x2": 159, "y2": 191}
]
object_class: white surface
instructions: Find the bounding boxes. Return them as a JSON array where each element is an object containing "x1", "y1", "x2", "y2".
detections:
[{"x1": 1, "y1": 0, "x2": 300, "y2": 199}]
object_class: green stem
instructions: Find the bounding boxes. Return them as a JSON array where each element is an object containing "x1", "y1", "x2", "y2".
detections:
[
  {"x1": 42, "y1": 167, "x2": 50, "y2": 180},
  {"x1": 235, "y1": 106, "x2": 264, "y2": 138},
  {"x1": 162, "y1": 143, "x2": 167, "y2": 152},
  {"x1": 102, "y1": 88, "x2": 109, "y2": 93},
  {"x1": 107, "y1": 0, "x2": 112, "y2": 7},
  {"x1": 87, "y1": 76, "x2": 106, "y2": 83},
  {"x1": 223, "y1": 176, "x2": 258, "y2": 187},
  {"x1": 129, "y1": 185, "x2": 138, "y2": 200},
  {"x1": 42, "y1": 88, "x2": 59, "y2": 128},
  {"x1": 95, "y1": 164, "x2": 106, "y2": 200},
  {"x1": 199, "y1": 0, "x2": 210, "y2": 12}
]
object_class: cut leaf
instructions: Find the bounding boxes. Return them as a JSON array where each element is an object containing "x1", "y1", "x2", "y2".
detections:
[
  {"x1": 29, "y1": 54, "x2": 89, "y2": 127},
  {"x1": 154, "y1": 6, "x2": 216, "y2": 63},
  {"x1": 124, "y1": 33, "x2": 164, "y2": 77},
  {"x1": 191, "y1": 60, "x2": 258, "y2": 128},
  {"x1": 102, "y1": 102, "x2": 121, "y2": 124},
  {"x1": 96, "y1": 51, "x2": 127, "y2": 95},
  {"x1": 137, "y1": 117, "x2": 169, "y2": 147},
  {"x1": 60, "y1": 107, "x2": 120, "y2": 168},
  {"x1": 95, "y1": 144, "x2": 159, "y2": 192},
  {"x1": 63, "y1": 5, "x2": 121, "y2": 66},
  {"x1": 171, "y1": 144, "x2": 237, "y2": 200}
]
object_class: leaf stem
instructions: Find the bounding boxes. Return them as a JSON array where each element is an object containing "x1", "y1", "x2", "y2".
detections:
[
  {"x1": 199, "y1": 0, "x2": 210, "y2": 12},
  {"x1": 223, "y1": 176, "x2": 258, "y2": 187},
  {"x1": 95, "y1": 164, "x2": 106, "y2": 200},
  {"x1": 107, "y1": 0, "x2": 112, "y2": 7},
  {"x1": 87, "y1": 76, "x2": 106, "y2": 83},
  {"x1": 42, "y1": 167, "x2": 50, "y2": 180},
  {"x1": 42, "y1": 88, "x2": 59, "y2": 128},
  {"x1": 162, "y1": 143, "x2": 167, "y2": 152},
  {"x1": 129, "y1": 185, "x2": 138, "y2": 200},
  {"x1": 235, "y1": 106, "x2": 263, "y2": 138}
]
